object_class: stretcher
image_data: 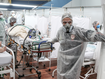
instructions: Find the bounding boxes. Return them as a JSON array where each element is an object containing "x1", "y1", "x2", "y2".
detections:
[
  {"x1": 7, "y1": 25, "x2": 54, "y2": 79},
  {"x1": 8, "y1": 37, "x2": 54, "y2": 79}
]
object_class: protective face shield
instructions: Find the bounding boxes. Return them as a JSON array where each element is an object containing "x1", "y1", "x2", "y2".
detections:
[{"x1": 63, "y1": 23, "x2": 73, "y2": 33}]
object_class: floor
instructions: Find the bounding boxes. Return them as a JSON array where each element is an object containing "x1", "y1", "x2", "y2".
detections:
[{"x1": 1, "y1": 51, "x2": 97, "y2": 79}]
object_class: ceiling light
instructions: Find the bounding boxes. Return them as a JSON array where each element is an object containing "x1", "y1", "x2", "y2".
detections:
[
  {"x1": 0, "y1": 3, "x2": 10, "y2": 6},
  {"x1": 12, "y1": 4, "x2": 37, "y2": 8},
  {"x1": 0, "y1": 8, "x2": 8, "y2": 10},
  {"x1": 0, "y1": 3, "x2": 37, "y2": 8}
]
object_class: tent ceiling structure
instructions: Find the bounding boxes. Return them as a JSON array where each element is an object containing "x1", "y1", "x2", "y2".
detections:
[
  {"x1": 0, "y1": 0, "x2": 51, "y2": 10},
  {"x1": 10, "y1": 0, "x2": 51, "y2": 5},
  {"x1": 0, "y1": 0, "x2": 72, "y2": 10},
  {"x1": 38, "y1": 0, "x2": 72, "y2": 9}
]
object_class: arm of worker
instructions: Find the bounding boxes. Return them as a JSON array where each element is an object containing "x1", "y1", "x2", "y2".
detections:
[
  {"x1": 76, "y1": 27, "x2": 105, "y2": 42},
  {"x1": 50, "y1": 29, "x2": 60, "y2": 44}
]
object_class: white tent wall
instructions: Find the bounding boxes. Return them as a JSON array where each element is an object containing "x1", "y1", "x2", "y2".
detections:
[
  {"x1": 36, "y1": 7, "x2": 102, "y2": 28},
  {"x1": 63, "y1": 0, "x2": 101, "y2": 7},
  {"x1": 16, "y1": 11, "x2": 23, "y2": 24},
  {"x1": 83, "y1": 7, "x2": 103, "y2": 26},
  {"x1": 0, "y1": 10, "x2": 24, "y2": 24},
  {"x1": 33, "y1": 8, "x2": 65, "y2": 17}
]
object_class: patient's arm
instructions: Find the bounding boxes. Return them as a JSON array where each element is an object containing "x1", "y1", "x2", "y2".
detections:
[{"x1": 0, "y1": 46, "x2": 6, "y2": 53}]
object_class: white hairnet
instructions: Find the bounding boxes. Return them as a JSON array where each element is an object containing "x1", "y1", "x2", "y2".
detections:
[
  {"x1": 10, "y1": 11, "x2": 15, "y2": 16},
  {"x1": 92, "y1": 21, "x2": 99, "y2": 27},
  {"x1": 61, "y1": 13, "x2": 72, "y2": 21},
  {"x1": 0, "y1": 11, "x2": 3, "y2": 15},
  {"x1": 10, "y1": 17, "x2": 16, "y2": 23}
]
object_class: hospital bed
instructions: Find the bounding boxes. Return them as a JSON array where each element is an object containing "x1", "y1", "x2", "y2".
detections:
[
  {"x1": 7, "y1": 25, "x2": 54, "y2": 79},
  {"x1": 0, "y1": 44, "x2": 15, "y2": 79},
  {"x1": 52, "y1": 43, "x2": 97, "y2": 78},
  {"x1": 80, "y1": 43, "x2": 96, "y2": 79}
]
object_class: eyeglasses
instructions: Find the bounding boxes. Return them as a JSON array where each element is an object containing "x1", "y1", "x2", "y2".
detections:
[{"x1": 63, "y1": 21, "x2": 72, "y2": 24}]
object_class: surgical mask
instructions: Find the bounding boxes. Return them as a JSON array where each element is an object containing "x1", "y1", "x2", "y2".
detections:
[
  {"x1": 0, "y1": 15, "x2": 3, "y2": 19},
  {"x1": 97, "y1": 25, "x2": 100, "y2": 28},
  {"x1": 63, "y1": 23, "x2": 72, "y2": 33},
  {"x1": 12, "y1": 14, "x2": 15, "y2": 17}
]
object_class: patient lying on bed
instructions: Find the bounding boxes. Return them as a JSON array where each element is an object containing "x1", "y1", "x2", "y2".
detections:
[
  {"x1": 8, "y1": 25, "x2": 28, "y2": 39},
  {"x1": 0, "y1": 41, "x2": 6, "y2": 53},
  {"x1": 7, "y1": 25, "x2": 41, "y2": 39}
]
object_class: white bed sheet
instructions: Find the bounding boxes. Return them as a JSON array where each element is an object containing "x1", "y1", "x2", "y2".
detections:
[
  {"x1": 84, "y1": 51, "x2": 94, "y2": 59},
  {"x1": 0, "y1": 51, "x2": 12, "y2": 66},
  {"x1": 84, "y1": 44, "x2": 97, "y2": 59}
]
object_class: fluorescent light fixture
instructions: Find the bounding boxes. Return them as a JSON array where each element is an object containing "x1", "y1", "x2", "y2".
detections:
[
  {"x1": 0, "y1": 3, "x2": 10, "y2": 6},
  {"x1": 12, "y1": 4, "x2": 37, "y2": 8},
  {"x1": 0, "y1": 3, "x2": 37, "y2": 8},
  {"x1": 0, "y1": 8, "x2": 8, "y2": 10}
]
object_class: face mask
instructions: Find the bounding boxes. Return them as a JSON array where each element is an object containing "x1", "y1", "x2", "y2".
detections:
[
  {"x1": 96, "y1": 25, "x2": 100, "y2": 28},
  {"x1": 0, "y1": 15, "x2": 3, "y2": 19},
  {"x1": 63, "y1": 23, "x2": 72, "y2": 33},
  {"x1": 12, "y1": 14, "x2": 15, "y2": 17}
]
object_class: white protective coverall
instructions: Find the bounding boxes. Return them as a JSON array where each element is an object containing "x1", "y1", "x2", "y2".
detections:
[{"x1": 52, "y1": 26, "x2": 105, "y2": 79}]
